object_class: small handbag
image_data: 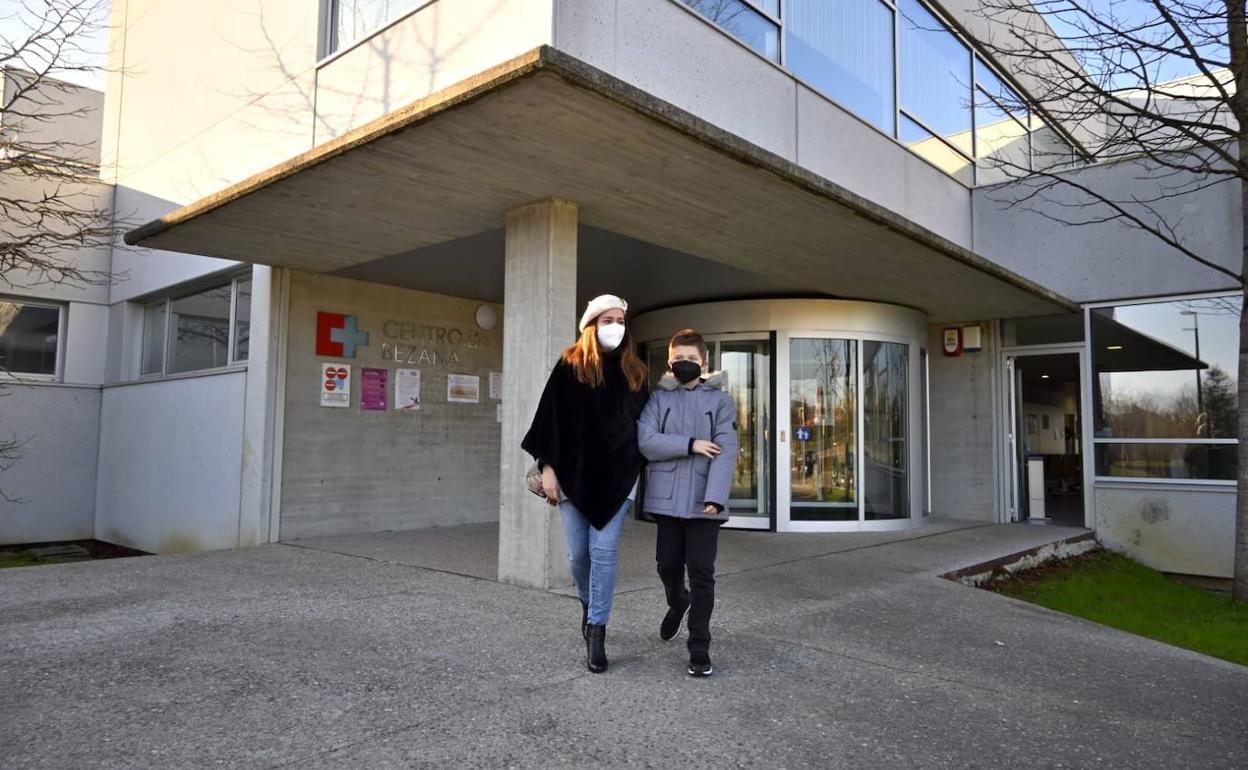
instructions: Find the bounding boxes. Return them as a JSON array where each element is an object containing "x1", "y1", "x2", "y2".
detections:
[{"x1": 525, "y1": 462, "x2": 567, "y2": 502}]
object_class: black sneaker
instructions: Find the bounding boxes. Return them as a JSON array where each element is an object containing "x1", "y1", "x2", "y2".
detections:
[
  {"x1": 659, "y1": 602, "x2": 690, "y2": 642},
  {"x1": 688, "y1": 650, "x2": 712, "y2": 678}
]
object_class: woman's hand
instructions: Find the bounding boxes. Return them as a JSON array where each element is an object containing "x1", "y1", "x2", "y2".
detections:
[
  {"x1": 692, "y1": 440, "x2": 722, "y2": 459},
  {"x1": 541, "y1": 465, "x2": 561, "y2": 506}
]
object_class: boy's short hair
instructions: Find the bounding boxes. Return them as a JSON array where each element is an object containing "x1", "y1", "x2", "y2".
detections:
[{"x1": 668, "y1": 328, "x2": 708, "y2": 361}]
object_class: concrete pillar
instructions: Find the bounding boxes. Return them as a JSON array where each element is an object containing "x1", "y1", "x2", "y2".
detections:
[
  {"x1": 238, "y1": 266, "x2": 287, "y2": 547},
  {"x1": 498, "y1": 199, "x2": 578, "y2": 589}
]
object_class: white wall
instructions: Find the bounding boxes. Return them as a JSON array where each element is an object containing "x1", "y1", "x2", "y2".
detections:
[
  {"x1": 0, "y1": 384, "x2": 100, "y2": 544},
  {"x1": 555, "y1": 0, "x2": 974, "y2": 247},
  {"x1": 315, "y1": 0, "x2": 555, "y2": 141},
  {"x1": 1095, "y1": 483, "x2": 1235, "y2": 578},
  {"x1": 94, "y1": 372, "x2": 246, "y2": 553}
]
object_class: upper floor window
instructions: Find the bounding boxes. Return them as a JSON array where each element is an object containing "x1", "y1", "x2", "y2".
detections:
[
  {"x1": 680, "y1": 0, "x2": 780, "y2": 63},
  {"x1": 0, "y1": 299, "x2": 61, "y2": 379},
  {"x1": 675, "y1": 0, "x2": 1079, "y2": 186},
  {"x1": 328, "y1": 0, "x2": 424, "y2": 55},
  {"x1": 141, "y1": 274, "x2": 251, "y2": 378}
]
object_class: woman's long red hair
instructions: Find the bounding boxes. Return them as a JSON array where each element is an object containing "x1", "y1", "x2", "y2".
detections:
[{"x1": 562, "y1": 325, "x2": 648, "y2": 392}]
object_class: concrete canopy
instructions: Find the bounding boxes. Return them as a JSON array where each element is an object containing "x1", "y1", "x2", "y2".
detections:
[{"x1": 125, "y1": 47, "x2": 1076, "y2": 322}]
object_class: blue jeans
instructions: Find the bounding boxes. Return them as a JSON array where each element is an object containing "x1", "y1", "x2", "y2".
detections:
[{"x1": 559, "y1": 499, "x2": 630, "y2": 625}]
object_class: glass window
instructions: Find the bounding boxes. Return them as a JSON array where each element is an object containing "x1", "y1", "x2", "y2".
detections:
[
  {"x1": 233, "y1": 277, "x2": 251, "y2": 363},
  {"x1": 899, "y1": 0, "x2": 973, "y2": 156},
  {"x1": 141, "y1": 301, "x2": 166, "y2": 376},
  {"x1": 1001, "y1": 313, "x2": 1085, "y2": 347},
  {"x1": 787, "y1": 0, "x2": 895, "y2": 132},
  {"x1": 1092, "y1": 296, "x2": 1240, "y2": 440},
  {"x1": 330, "y1": 0, "x2": 424, "y2": 54},
  {"x1": 167, "y1": 284, "x2": 232, "y2": 375},
  {"x1": 901, "y1": 115, "x2": 973, "y2": 185},
  {"x1": 0, "y1": 301, "x2": 59, "y2": 376},
  {"x1": 680, "y1": 0, "x2": 780, "y2": 62},
  {"x1": 1095, "y1": 443, "x2": 1236, "y2": 481},
  {"x1": 790, "y1": 338, "x2": 857, "y2": 520},
  {"x1": 863, "y1": 340, "x2": 908, "y2": 519},
  {"x1": 974, "y1": 87, "x2": 1030, "y2": 184}
]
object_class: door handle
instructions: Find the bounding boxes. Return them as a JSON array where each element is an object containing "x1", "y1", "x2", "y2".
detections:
[{"x1": 780, "y1": 430, "x2": 786, "y2": 443}]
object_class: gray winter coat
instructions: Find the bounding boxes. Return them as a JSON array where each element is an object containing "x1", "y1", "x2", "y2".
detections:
[{"x1": 637, "y1": 371, "x2": 739, "y2": 520}]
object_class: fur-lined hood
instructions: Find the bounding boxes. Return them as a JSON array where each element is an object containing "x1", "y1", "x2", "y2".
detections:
[{"x1": 656, "y1": 370, "x2": 728, "y2": 391}]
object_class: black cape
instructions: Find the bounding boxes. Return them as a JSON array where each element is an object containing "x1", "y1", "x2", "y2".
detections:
[{"x1": 521, "y1": 355, "x2": 648, "y2": 529}]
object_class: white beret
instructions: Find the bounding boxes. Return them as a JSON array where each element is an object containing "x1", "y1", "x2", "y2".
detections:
[{"x1": 578, "y1": 294, "x2": 629, "y2": 331}]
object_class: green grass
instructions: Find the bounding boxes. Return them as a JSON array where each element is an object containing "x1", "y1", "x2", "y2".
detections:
[{"x1": 995, "y1": 550, "x2": 1248, "y2": 667}]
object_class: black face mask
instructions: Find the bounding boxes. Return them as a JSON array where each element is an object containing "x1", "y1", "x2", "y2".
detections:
[{"x1": 671, "y1": 360, "x2": 702, "y2": 384}]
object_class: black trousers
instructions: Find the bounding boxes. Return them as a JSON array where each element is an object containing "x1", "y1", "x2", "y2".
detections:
[{"x1": 654, "y1": 514, "x2": 722, "y2": 653}]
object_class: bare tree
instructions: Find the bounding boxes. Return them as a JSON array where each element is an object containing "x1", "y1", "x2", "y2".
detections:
[
  {"x1": 1, "y1": 0, "x2": 120, "y2": 500},
  {"x1": 960, "y1": 0, "x2": 1247, "y2": 599}
]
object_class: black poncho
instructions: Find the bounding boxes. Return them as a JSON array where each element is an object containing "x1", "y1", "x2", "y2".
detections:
[{"x1": 521, "y1": 354, "x2": 649, "y2": 529}]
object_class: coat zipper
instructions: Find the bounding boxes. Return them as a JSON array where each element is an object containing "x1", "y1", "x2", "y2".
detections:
[
  {"x1": 706, "y1": 411, "x2": 714, "y2": 438},
  {"x1": 660, "y1": 407, "x2": 671, "y2": 433}
]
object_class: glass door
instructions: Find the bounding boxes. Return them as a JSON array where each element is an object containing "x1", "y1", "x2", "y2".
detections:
[
  {"x1": 708, "y1": 335, "x2": 771, "y2": 529},
  {"x1": 777, "y1": 332, "x2": 913, "y2": 531}
]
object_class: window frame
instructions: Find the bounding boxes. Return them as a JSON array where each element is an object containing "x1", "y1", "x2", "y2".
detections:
[
  {"x1": 667, "y1": 0, "x2": 1082, "y2": 186},
  {"x1": 0, "y1": 296, "x2": 65, "y2": 382},
  {"x1": 1084, "y1": 291, "x2": 1242, "y2": 487},
  {"x1": 138, "y1": 272, "x2": 252, "y2": 380}
]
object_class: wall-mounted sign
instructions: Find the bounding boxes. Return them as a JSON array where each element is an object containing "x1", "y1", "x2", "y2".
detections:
[
  {"x1": 489, "y1": 371, "x2": 502, "y2": 401},
  {"x1": 395, "y1": 368, "x2": 421, "y2": 411},
  {"x1": 942, "y1": 328, "x2": 962, "y2": 357},
  {"x1": 361, "y1": 367, "x2": 388, "y2": 411},
  {"x1": 316, "y1": 312, "x2": 370, "y2": 358},
  {"x1": 447, "y1": 373, "x2": 480, "y2": 404},
  {"x1": 795, "y1": 426, "x2": 812, "y2": 442},
  {"x1": 320, "y1": 363, "x2": 351, "y2": 407}
]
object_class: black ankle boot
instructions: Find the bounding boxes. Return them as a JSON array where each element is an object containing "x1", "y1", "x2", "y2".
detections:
[
  {"x1": 585, "y1": 623, "x2": 608, "y2": 673},
  {"x1": 580, "y1": 600, "x2": 589, "y2": 640}
]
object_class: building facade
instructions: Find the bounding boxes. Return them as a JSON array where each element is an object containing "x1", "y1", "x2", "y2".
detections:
[{"x1": 1, "y1": 1, "x2": 1240, "y2": 585}]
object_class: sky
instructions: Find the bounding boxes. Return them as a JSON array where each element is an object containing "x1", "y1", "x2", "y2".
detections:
[{"x1": 0, "y1": 0, "x2": 111, "y2": 90}]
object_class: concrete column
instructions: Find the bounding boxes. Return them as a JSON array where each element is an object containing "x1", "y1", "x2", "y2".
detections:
[
  {"x1": 238, "y1": 265, "x2": 287, "y2": 547},
  {"x1": 498, "y1": 199, "x2": 578, "y2": 589}
]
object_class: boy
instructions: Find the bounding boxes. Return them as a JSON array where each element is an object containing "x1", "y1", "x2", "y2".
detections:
[{"x1": 637, "y1": 328, "x2": 739, "y2": 677}]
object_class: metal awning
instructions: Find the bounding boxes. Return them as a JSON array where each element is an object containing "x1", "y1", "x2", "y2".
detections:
[{"x1": 126, "y1": 46, "x2": 1077, "y2": 322}]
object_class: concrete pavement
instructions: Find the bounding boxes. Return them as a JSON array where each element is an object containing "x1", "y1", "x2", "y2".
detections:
[{"x1": 2, "y1": 520, "x2": 1245, "y2": 769}]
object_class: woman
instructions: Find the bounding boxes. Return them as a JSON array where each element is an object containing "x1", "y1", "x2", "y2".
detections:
[{"x1": 522, "y1": 294, "x2": 649, "y2": 673}]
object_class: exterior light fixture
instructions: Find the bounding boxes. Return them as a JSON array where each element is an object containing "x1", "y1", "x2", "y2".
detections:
[{"x1": 1106, "y1": 345, "x2": 1123, "y2": 350}]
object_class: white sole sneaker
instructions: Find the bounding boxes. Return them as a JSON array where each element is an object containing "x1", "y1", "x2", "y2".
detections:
[{"x1": 687, "y1": 664, "x2": 713, "y2": 677}]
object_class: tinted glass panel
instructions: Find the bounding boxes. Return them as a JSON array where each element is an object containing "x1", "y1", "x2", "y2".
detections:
[
  {"x1": 1095, "y1": 443, "x2": 1236, "y2": 481},
  {"x1": 142, "y1": 301, "x2": 166, "y2": 375},
  {"x1": 332, "y1": 0, "x2": 424, "y2": 53},
  {"x1": 790, "y1": 338, "x2": 857, "y2": 520},
  {"x1": 1093, "y1": 296, "x2": 1241, "y2": 439},
  {"x1": 863, "y1": 341, "x2": 908, "y2": 519},
  {"x1": 975, "y1": 87, "x2": 1030, "y2": 184},
  {"x1": 167, "y1": 284, "x2": 232, "y2": 374},
  {"x1": 681, "y1": 0, "x2": 780, "y2": 62},
  {"x1": 0, "y1": 302, "x2": 58, "y2": 375},
  {"x1": 901, "y1": 115, "x2": 973, "y2": 184},
  {"x1": 899, "y1": 0, "x2": 972, "y2": 155},
  {"x1": 787, "y1": 0, "x2": 895, "y2": 132},
  {"x1": 233, "y1": 278, "x2": 251, "y2": 362}
]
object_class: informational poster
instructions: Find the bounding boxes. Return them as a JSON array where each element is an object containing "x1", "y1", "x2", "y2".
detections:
[
  {"x1": 489, "y1": 371, "x2": 503, "y2": 400},
  {"x1": 320, "y1": 363, "x2": 351, "y2": 408},
  {"x1": 447, "y1": 373, "x2": 480, "y2": 404},
  {"x1": 361, "y1": 367, "x2": 388, "y2": 411},
  {"x1": 395, "y1": 368, "x2": 421, "y2": 411}
]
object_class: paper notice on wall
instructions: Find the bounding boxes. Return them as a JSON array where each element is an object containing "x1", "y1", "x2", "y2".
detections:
[
  {"x1": 320, "y1": 363, "x2": 351, "y2": 408},
  {"x1": 489, "y1": 371, "x2": 502, "y2": 400},
  {"x1": 395, "y1": 368, "x2": 421, "y2": 411},
  {"x1": 447, "y1": 373, "x2": 480, "y2": 404},
  {"x1": 361, "y1": 367, "x2": 388, "y2": 411}
]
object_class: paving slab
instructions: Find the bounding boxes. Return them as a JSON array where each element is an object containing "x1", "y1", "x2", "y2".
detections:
[{"x1": 1, "y1": 522, "x2": 1245, "y2": 769}]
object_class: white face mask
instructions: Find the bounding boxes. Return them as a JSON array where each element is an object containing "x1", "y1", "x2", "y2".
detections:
[{"x1": 597, "y1": 323, "x2": 626, "y2": 351}]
